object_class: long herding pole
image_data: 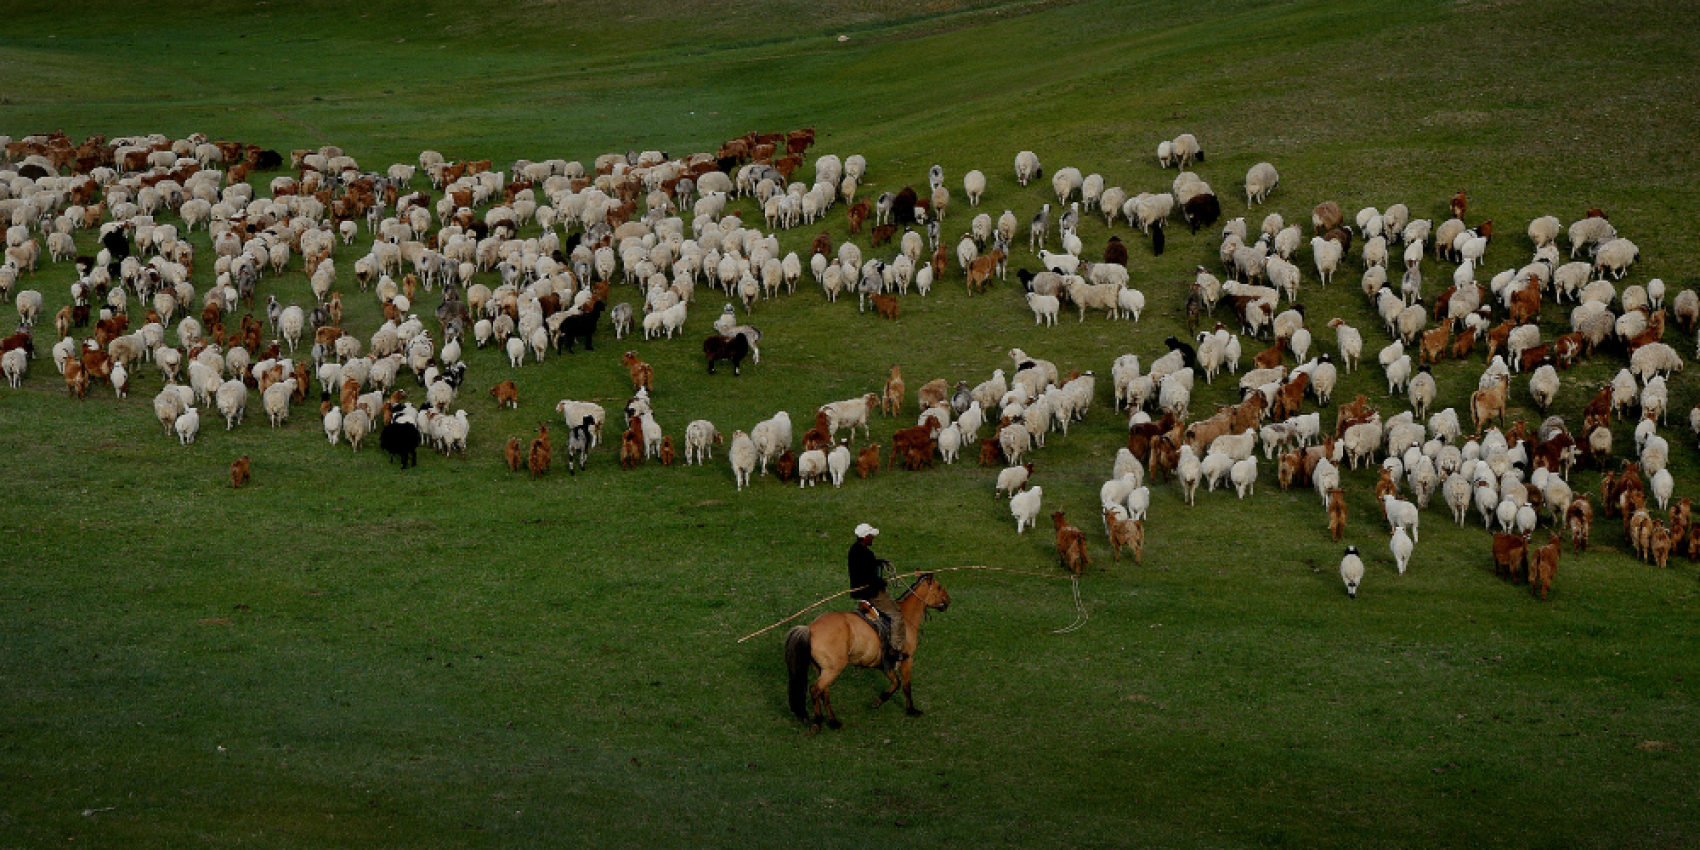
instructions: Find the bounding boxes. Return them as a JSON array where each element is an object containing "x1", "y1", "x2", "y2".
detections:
[{"x1": 735, "y1": 565, "x2": 1076, "y2": 643}]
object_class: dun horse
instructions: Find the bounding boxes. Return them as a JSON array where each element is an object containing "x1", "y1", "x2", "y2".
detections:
[{"x1": 784, "y1": 574, "x2": 951, "y2": 730}]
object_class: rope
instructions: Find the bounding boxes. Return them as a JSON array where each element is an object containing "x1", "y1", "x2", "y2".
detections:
[
  {"x1": 734, "y1": 565, "x2": 1079, "y2": 643},
  {"x1": 1051, "y1": 574, "x2": 1089, "y2": 634}
]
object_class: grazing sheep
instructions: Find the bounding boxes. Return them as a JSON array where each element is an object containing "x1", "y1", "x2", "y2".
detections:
[
  {"x1": 1244, "y1": 162, "x2": 1279, "y2": 206},
  {"x1": 685, "y1": 419, "x2": 722, "y2": 465},
  {"x1": 1011, "y1": 485, "x2": 1044, "y2": 533},
  {"x1": 997, "y1": 463, "x2": 1034, "y2": 499},
  {"x1": 1529, "y1": 364, "x2": 1559, "y2": 413}
]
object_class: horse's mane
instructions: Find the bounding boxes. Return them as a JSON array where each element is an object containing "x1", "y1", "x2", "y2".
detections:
[{"x1": 896, "y1": 573, "x2": 933, "y2": 601}]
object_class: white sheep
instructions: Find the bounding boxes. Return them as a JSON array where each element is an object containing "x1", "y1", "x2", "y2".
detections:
[
  {"x1": 1231, "y1": 457, "x2": 1258, "y2": 499},
  {"x1": 175, "y1": 407, "x2": 200, "y2": 445},
  {"x1": 1, "y1": 347, "x2": 25, "y2": 387},
  {"x1": 323, "y1": 406, "x2": 342, "y2": 445},
  {"x1": 1204, "y1": 454, "x2": 1240, "y2": 493},
  {"x1": 1244, "y1": 162, "x2": 1278, "y2": 206},
  {"x1": 1651, "y1": 469, "x2": 1675, "y2": 511},
  {"x1": 340, "y1": 408, "x2": 370, "y2": 452},
  {"x1": 796, "y1": 449, "x2": 828, "y2": 488},
  {"x1": 1014, "y1": 151, "x2": 1041, "y2": 187},
  {"x1": 1444, "y1": 473, "x2": 1473, "y2": 527},
  {"x1": 1341, "y1": 547, "x2": 1365, "y2": 598},
  {"x1": 729, "y1": 430, "x2": 758, "y2": 491},
  {"x1": 1528, "y1": 215, "x2": 1561, "y2": 249},
  {"x1": 963, "y1": 170, "x2": 986, "y2": 207},
  {"x1": 1312, "y1": 458, "x2": 1340, "y2": 507},
  {"x1": 1027, "y1": 292, "x2": 1059, "y2": 326},
  {"x1": 263, "y1": 378, "x2": 296, "y2": 428},
  {"x1": 1382, "y1": 495, "x2": 1420, "y2": 542},
  {"x1": 1311, "y1": 237, "x2": 1342, "y2": 285},
  {"x1": 279, "y1": 306, "x2": 305, "y2": 352},
  {"x1": 1390, "y1": 525, "x2": 1414, "y2": 575},
  {"x1": 1178, "y1": 446, "x2": 1203, "y2": 506},
  {"x1": 215, "y1": 379, "x2": 248, "y2": 430},
  {"x1": 1593, "y1": 238, "x2": 1639, "y2": 279},
  {"x1": 1529, "y1": 364, "x2": 1559, "y2": 413},
  {"x1": 1011, "y1": 485, "x2": 1044, "y2": 533},
  {"x1": 828, "y1": 444, "x2": 852, "y2": 488},
  {"x1": 1385, "y1": 354, "x2": 1413, "y2": 395},
  {"x1": 684, "y1": 419, "x2": 721, "y2": 465},
  {"x1": 1630, "y1": 342, "x2": 1683, "y2": 382}
]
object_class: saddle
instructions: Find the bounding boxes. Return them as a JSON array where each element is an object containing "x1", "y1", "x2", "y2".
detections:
[{"x1": 855, "y1": 600, "x2": 891, "y2": 645}]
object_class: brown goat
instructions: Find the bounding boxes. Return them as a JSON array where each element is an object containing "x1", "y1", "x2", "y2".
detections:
[
  {"x1": 1053, "y1": 511, "x2": 1090, "y2": 575},
  {"x1": 529, "y1": 424, "x2": 552, "y2": 479},
  {"x1": 230, "y1": 456, "x2": 251, "y2": 488},
  {"x1": 1105, "y1": 510, "x2": 1144, "y2": 564}
]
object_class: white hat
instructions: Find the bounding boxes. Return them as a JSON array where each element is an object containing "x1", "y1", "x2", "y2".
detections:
[{"x1": 854, "y1": 523, "x2": 880, "y2": 538}]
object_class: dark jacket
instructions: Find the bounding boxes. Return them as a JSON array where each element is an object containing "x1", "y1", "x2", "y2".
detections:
[{"x1": 848, "y1": 540, "x2": 885, "y2": 600}]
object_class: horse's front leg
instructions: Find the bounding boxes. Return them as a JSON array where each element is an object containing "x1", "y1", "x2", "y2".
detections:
[
  {"x1": 901, "y1": 663, "x2": 923, "y2": 716},
  {"x1": 873, "y1": 668, "x2": 901, "y2": 708}
]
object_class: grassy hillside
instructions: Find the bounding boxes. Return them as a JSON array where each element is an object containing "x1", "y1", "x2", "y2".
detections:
[{"x1": 4, "y1": 0, "x2": 1700, "y2": 847}]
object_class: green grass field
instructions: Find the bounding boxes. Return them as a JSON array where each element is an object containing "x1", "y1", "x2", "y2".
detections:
[{"x1": 4, "y1": 0, "x2": 1700, "y2": 846}]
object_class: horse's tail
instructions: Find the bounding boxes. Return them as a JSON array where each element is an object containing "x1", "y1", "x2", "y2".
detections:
[{"x1": 784, "y1": 625, "x2": 813, "y2": 721}]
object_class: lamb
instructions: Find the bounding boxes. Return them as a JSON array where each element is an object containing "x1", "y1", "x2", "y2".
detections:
[
  {"x1": 1382, "y1": 495, "x2": 1420, "y2": 542},
  {"x1": 729, "y1": 430, "x2": 758, "y2": 491},
  {"x1": 1390, "y1": 525, "x2": 1414, "y2": 575},
  {"x1": 1011, "y1": 485, "x2": 1044, "y2": 533},
  {"x1": 1244, "y1": 162, "x2": 1279, "y2": 206}
]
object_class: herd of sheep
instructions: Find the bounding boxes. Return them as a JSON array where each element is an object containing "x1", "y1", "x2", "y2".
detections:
[{"x1": 0, "y1": 125, "x2": 1687, "y2": 601}]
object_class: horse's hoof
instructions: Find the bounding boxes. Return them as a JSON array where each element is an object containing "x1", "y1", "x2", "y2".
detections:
[
  {"x1": 905, "y1": 708, "x2": 924, "y2": 717},
  {"x1": 827, "y1": 719, "x2": 843, "y2": 730},
  {"x1": 872, "y1": 698, "x2": 887, "y2": 709},
  {"x1": 809, "y1": 723, "x2": 821, "y2": 734}
]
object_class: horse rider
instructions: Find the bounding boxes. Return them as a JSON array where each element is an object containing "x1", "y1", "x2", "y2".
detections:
[{"x1": 848, "y1": 523, "x2": 907, "y2": 669}]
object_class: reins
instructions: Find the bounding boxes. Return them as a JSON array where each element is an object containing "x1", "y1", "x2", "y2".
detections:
[{"x1": 735, "y1": 565, "x2": 1079, "y2": 643}]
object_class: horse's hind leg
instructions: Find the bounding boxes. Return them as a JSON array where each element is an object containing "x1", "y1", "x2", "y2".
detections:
[{"x1": 813, "y1": 666, "x2": 845, "y2": 730}]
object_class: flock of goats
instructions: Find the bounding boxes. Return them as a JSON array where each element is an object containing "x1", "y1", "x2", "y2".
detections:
[{"x1": 0, "y1": 125, "x2": 1687, "y2": 600}]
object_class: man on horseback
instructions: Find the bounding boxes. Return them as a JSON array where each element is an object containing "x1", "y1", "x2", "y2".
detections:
[{"x1": 849, "y1": 523, "x2": 907, "y2": 670}]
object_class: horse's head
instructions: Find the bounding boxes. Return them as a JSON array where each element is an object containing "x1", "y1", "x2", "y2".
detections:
[{"x1": 914, "y1": 573, "x2": 950, "y2": 612}]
